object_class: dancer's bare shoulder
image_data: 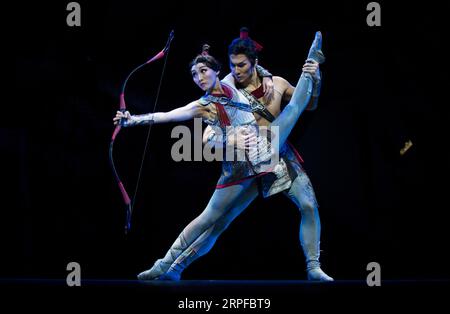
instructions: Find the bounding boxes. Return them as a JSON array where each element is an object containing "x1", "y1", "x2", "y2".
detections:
[{"x1": 272, "y1": 76, "x2": 294, "y2": 101}]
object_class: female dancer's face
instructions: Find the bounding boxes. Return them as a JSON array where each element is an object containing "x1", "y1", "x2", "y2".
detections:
[{"x1": 190, "y1": 63, "x2": 219, "y2": 92}]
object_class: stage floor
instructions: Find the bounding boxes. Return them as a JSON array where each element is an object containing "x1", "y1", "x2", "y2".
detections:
[{"x1": 3, "y1": 279, "x2": 449, "y2": 311}]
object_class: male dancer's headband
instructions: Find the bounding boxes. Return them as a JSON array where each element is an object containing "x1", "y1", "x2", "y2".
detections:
[{"x1": 239, "y1": 27, "x2": 263, "y2": 52}]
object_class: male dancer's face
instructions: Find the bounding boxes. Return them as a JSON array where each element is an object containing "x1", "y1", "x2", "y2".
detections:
[
  {"x1": 229, "y1": 54, "x2": 255, "y2": 87},
  {"x1": 191, "y1": 63, "x2": 219, "y2": 92}
]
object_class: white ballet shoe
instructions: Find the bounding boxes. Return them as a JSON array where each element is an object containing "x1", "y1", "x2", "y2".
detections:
[{"x1": 307, "y1": 267, "x2": 334, "y2": 282}]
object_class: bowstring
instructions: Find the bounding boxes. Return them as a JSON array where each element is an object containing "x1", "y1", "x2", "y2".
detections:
[{"x1": 131, "y1": 46, "x2": 172, "y2": 212}]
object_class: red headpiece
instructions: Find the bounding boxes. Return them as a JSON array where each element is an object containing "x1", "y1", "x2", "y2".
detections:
[{"x1": 239, "y1": 27, "x2": 263, "y2": 52}]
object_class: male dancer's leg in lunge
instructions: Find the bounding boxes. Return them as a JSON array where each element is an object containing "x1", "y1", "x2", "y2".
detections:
[{"x1": 283, "y1": 172, "x2": 333, "y2": 281}]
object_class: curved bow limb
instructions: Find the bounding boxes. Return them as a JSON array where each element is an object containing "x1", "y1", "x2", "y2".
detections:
[{"x1": 109, "y1": 30, "x2": 174, "y2": 234}]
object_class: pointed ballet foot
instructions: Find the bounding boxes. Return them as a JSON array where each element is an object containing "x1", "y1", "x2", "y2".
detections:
[
  {"x1": 137, "y1": 259, "x2": 171, "y2": 281},
  {"x1": 307, "y1": 31, "x2": 325, "y2": 64},
  {"x1": 137, "y1": 268, "x2": 160, "y2": 280},
  {"x1": 307, "y1": 267, "x2": 334, "y2": 282},
  {"x1": 137, "y1": 269, "x2": 180, "y2": 281}
]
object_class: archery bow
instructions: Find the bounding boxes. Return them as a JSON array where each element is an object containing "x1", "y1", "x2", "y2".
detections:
[{"x1": 109, "y1": 30, "x2": 174, "y2": 234}]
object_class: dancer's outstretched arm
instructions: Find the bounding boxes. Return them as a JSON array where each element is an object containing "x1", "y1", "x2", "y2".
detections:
[{"x1": 113, "y1": 101, "x2": 204, "y2": 127}]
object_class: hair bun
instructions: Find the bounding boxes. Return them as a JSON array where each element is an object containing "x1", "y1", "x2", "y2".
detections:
[
  {"x1": 239, "y1": 27, "x2": 249, "y2": 39},
  {"x1": 238, "y1": 26, "x2": 263, "y2": 51},
  {"x1": 201, "y1": 44, "x2": 211, "y2": 56}
]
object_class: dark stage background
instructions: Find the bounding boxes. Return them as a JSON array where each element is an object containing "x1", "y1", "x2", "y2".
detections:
[{"x1": 9, "y1": 0, "x2": 450, "y2": 292}]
